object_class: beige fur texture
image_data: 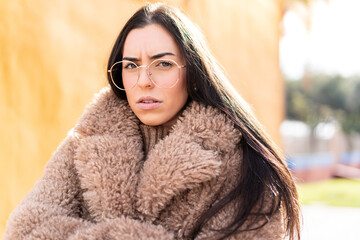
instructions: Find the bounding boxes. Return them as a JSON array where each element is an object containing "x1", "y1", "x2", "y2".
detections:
[{"x1": 4, "y1": 87, "x2": 284, "y2": 239}]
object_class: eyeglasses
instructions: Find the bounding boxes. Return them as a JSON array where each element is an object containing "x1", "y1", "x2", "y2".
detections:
[{"x1": 108, "y1": 59, "x2": 186, "y2": 91}]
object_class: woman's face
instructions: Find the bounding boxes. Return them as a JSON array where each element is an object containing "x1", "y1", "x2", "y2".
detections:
[{"x1": 122, "y1": 24, "x2": 188, "y2": 127}]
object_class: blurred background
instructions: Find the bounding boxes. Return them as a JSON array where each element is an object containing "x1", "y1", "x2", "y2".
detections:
[{"x1": 0, "y1": 0, "x2": 359, "y2": 239}]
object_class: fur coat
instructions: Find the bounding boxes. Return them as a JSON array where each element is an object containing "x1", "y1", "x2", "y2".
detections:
[{"x1": 4, "y1": 87, "x2": 284, "y2": 240}]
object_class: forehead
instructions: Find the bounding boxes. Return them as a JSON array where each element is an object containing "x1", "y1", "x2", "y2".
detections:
[{"x1": 123, "y1": 24, "x2": 182, "y2": 57}]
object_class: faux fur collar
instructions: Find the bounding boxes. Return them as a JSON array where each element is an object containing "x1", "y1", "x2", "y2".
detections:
[{"x1": 72, "y1": 87, "x2": 241, "y2": 222}]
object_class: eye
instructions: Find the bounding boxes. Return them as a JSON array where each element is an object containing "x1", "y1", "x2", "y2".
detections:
[
  {"x1": 156, "y1": 61, "x2": 173, "y2": 68},
  {"x1": 123, "y1": 62, "x2": 137, "y2": 70}
]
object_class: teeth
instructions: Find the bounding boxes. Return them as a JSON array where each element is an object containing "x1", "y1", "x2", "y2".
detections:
[{"x1": 142, "y1": 100, "x2": 156, "y2": 103}]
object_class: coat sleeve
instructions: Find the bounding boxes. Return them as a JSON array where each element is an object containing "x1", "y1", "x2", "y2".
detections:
[
  {"x1": 68, "y1": 216, "x2": 174, "y2": 240},
  {"x1": 3, "y1": 134, "x2": 174, "y2": 240}
]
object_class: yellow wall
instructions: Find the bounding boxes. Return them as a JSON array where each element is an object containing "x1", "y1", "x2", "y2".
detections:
[
  {"x1": 0, "y1": 0, "x2": 283, "y2": 236},
  {"x1": 183, "y1": 0, "x2": 284, "y2": 145}
]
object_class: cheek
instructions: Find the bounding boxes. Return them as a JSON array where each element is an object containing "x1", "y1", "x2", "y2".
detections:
[
  {"x1": 125, "y1": 90, "x2": 136, "y2": 109},
  {"x1": 177, "y1": 80, "x2": 188, "y2": 102},
  {"x1": 166, "y1": 77, "x2": 188, "y2": 109}
]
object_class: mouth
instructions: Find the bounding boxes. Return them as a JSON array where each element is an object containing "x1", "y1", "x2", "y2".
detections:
[
  {"x1": 137, "y1": 96, "x2": 161, "y2": 103},
  {"x1": 136, "y1": 96, "x2": 162, "y2": 110},
  {"x1": 138, "y1": 100, "x2": 160, "y2": 103}
]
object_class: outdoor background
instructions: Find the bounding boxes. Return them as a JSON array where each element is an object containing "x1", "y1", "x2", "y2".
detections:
[{"x1": 0, "y1": 0, "x2": 359, "y2": 239}]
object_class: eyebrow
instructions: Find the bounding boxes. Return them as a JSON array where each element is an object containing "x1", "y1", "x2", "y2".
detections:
[
  {"x1": 151, "y1": 52, "x2": 175, "y2": 59},
  {"x1": 122, "y1": 52, "x2": 176, "y2": 62}
]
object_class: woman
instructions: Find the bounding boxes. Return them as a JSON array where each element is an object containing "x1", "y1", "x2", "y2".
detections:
[{"x1": 4, "y1": 3, "x2": 301, "y2": 240}]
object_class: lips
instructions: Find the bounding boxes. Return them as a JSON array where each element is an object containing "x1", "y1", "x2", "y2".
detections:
[
  {"x1": 140, "y1": 100, "x2": 158, "y2": 103},
  {"x1": 136, "y1": 96, "x2": 162, "y2": 110}
]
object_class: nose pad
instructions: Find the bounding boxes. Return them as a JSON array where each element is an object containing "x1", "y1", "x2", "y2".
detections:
[{"x1": 137, "y1": 66, "x2": 154, "y2": 88}]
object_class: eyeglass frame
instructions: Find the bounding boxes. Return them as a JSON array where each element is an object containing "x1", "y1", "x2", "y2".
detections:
[{"x1": 108, "y1": 58, "x2": 186, "y2": 91}]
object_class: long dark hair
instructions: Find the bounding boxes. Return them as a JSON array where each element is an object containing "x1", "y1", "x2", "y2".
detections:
[{"x1": 107, "y1": 3, "x2": 301, "y2": 240}]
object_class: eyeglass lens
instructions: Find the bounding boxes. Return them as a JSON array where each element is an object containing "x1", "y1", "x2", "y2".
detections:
[{"x1": 110, "y1": 59, "x2": 180, "y2": 90}]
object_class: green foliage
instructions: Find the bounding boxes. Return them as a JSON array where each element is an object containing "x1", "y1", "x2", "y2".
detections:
[
  {"x1": 297, "y1": 179, "x2": 360, "y2": 207},
  {"x1": 286, "y1": 74, "x2": 360, "y2": 134},
  {"x1": 311, "y1": 75, "x2": 346, "y2": 109}
]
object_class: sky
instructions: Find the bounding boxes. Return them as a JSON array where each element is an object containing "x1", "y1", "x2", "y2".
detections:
[{"x1": 280, "y1": 0, "x2": 360, "y2": 79}]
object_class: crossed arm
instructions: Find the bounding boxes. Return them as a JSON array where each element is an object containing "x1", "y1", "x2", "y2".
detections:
[{"x1": 3, "y1": 135, "x2": 174, "y2": 240}]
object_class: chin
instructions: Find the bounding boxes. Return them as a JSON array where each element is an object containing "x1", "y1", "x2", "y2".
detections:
[
  {"x1": 142, "y1": 122, "x2": 161, "y2": 126},
  {"x1": 138, "y1": 116, "x2": 164, "y2": 126}
]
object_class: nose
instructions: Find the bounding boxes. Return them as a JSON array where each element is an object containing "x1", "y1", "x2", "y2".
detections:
[{"x1": 137, "y1": 66, "x2": 154, "y2": 89}]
